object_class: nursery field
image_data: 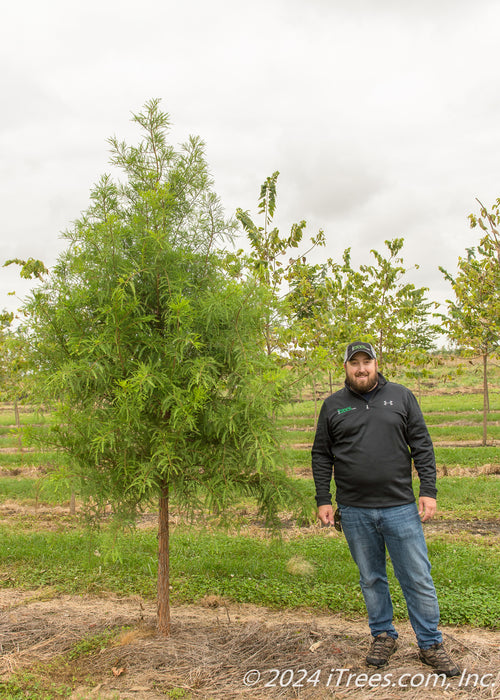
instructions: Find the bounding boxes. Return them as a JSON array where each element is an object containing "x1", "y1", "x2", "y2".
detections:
[{"x1": 0, "y1": 362, "x2": 499, "y2": 699}]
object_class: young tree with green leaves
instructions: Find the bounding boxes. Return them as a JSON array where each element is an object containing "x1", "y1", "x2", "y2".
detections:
[
  {"x1": 16, "y1": 101, "x2": 302, "y2": 635},
  {"x1": 236, "y1": 172, "x2": 329, "y2": 417},
  {"x1": 1, "y1": 260, "x2": 48, "y2": 433},
  {"x1": 236, "y1": 172, "x2": 326, "y2": 359},
  {"x1": 469, "y1": 197, "x2": 500, "y2": 261},
  {"x1": 322, "y1": 248, "x2": 373, "y2": 363},
  {"x1": 285, "y1": 259, "x2": 335, "y2": 422},
  {"x1": 302, "y1": 241, "x2": 437, "y2": 387},
  {"x1": 0, "y1": 310, "x2": 15, "y2": 406},
  {"x1": 440, "y1": 199, "x2": 500, "y2": 445},
  {"x1": 357, "y1": 238, "x2": 438, "y2": 372},
  {"x1": 0, "y1": 326, "x2": 30, "y2": 451}
]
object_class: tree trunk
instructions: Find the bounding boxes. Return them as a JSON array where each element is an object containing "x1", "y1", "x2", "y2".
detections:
[
  {"x1": 14, "y1": 400, "x2": 22, "y2": 453},
  {"x1": 157, "y1": 481, "x2": 171, "y2": 636},
  {"x1": 312, "y1": 381, "x2": 318, "y2": 429},
  {"x1": 482, "y1": 353, "x2": 488, "y2": 447}
]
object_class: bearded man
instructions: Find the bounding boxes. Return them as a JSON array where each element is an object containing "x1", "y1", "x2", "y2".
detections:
[{"x1": 311, "y1": 341, "x2": 460, "y2": 677}]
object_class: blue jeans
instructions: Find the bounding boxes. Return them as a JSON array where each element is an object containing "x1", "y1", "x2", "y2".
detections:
[{"x1": 338, "y1": 502, "x2": 442, "y2": 649}]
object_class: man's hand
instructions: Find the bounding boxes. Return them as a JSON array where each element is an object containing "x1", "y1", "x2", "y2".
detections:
[
  {"x1": 419, "y1": 496, "x2": 436, "y2": 522},
  {"x1": 318, "y1": 504, "x2": 335, "y2": 525}
]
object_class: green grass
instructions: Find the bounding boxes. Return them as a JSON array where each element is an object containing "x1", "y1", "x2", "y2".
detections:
[
  {"x1": 427, "y1": 539, "x2": 500, "y2": 627},
  {"x1": 428, "y1": 425, "x2": 500, "y2": 441},
  {"x1": 282, "y1": 423, "x2": 500, "y2": 444},
  {"x1": 277, "y1": 415, "x2": 315, "y2": 428},
  {"x1": 281, "y1": 392, "x2": 500, "y2": 415},
  {"x1": 0, "y1": 526, "x2": 497, "y2": 628},
  {"x1": 280, "y1": 429, "x2": 315, "y2": 445},
  {"x1": 0, "y1": 672, "x2": 73, "y2": 699},
  {"x1": 0, "y1": 432, "x2": 22, "y2": 448},
  {"x1": 435, "y1": 476, "x2": 500, "y2": 519},
  {"x1": 0, "y1": 452, "x2": 65, "y2": 470},
  {"x1": 280, "y1": 444, "x2": 500, "y2": 493},
  {"x1": 281, "y1": 447, "x2": 311, "y2": 469},
  {"x1": 1, "y1": 472, "x2": 496, "y2": 520},
  {"x1": 280, "y1": 395, "x2": 500, "y2": 427},
  {"x1": 282, "y1": 400, "x2": 318, "y2": 417},
  {"x1": 424, "y1": 411, "x2": 500, "y2": 425},
  {"x1": 0, "y1": 411, "x2": 49, "y2": 427},
  {"x1": 434, "y1": 445, "x2": 500, "y2": 467},
  {"x1": 421, "y1": 393, "x2": 500, "y2": 412},
  {"x1": 7, "y1": 472, "x2": 499, "y2": 521},
  {"x1": 0, "y1": 477, "x2": 72, "y2": 504}
]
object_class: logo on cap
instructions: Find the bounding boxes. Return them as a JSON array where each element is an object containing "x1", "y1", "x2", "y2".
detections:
[{"x1": 344, "y1": 341, "x2": 377, "y2": 362}]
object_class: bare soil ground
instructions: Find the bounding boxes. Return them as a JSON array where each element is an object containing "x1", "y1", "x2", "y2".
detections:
[{"x1": 0, "y1": 590, "x2": 499, "y2": 699}]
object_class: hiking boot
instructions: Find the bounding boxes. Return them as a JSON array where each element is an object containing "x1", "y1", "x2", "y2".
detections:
[
  {"x1": 366, "y1": 633, "x2": 397, "y2": 667},
  {"x1": 419, "y1": 643, "x2": 460, "y2": 677}
]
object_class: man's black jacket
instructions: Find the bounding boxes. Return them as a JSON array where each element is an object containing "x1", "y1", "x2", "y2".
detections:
[{"x1": 311, "y1": 373, "x2": 437, "y2": 508}]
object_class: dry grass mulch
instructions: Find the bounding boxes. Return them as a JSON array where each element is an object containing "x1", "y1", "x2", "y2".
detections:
[{"x1": 0, "y1": 590, "x2": 498, "y2": 699}]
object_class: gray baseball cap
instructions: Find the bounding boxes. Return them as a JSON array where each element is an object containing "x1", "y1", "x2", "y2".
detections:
[{"x1": 344, "y1": 341, "x2": 377, "y2": 362}]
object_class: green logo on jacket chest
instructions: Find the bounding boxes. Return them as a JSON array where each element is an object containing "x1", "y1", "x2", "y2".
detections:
[{"x1": 337, "y1": 406, "x2": 356, "y2": 415}]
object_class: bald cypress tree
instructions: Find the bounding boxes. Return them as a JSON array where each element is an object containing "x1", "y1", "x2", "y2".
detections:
[{"x1": 20, "y1": 101, "x2": 298, "y2": 634}]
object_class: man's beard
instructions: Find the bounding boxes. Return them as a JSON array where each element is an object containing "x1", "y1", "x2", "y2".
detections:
[{"x1": 347, "y1": 373, "x2": 378, "y2": 394}]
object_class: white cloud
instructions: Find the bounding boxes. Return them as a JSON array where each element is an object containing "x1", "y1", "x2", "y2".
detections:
[{"x1": 1, "y1": 0, "x2": 499, "y2": 327}]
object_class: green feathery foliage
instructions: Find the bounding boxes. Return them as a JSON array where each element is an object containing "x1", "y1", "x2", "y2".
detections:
[{"x1": 18, "y1": 100, "x2": 306, "y2": 631}]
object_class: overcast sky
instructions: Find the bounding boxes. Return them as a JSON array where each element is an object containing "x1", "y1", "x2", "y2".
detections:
[{"x1": 2, "y1": 0, "x2": 499, "y2": 325}]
